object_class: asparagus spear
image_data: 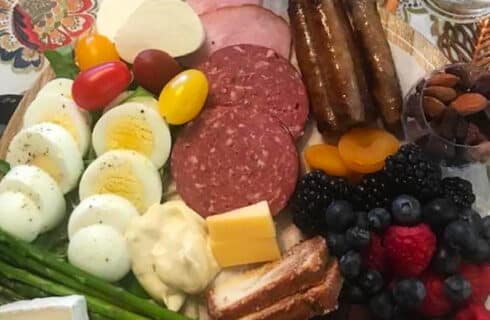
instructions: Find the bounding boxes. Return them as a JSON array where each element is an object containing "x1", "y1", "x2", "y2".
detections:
[
  {"x1": 0, "y1": 246, "x2": 107, "y2": 301},
  {"x1": 0, "y1": 277, "x2": 50, "y2": 299},
  {"x1": 0, "y1": 284, "x2": 24, "y2": 301},
  {"x1": 0, "y1": 260, "x2": 151, "y2": 320},
  {"x1": 0, "y1": 277, "x2": 111, "y2": 320},
  {"x1": 0, "y1": 229, "x2": 188, "y2": 320}
]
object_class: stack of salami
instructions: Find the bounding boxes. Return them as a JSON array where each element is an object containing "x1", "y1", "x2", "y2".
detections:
[{"x1": 172, "y1": 44, "x2": 308, "y2": 217}]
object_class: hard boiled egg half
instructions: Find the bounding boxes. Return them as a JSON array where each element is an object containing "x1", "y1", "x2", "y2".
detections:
[
  {"x1": 92, "y1": 102, "x2": 171, "y2": 168},
  {"x1": 79, "y1": 150, "x2": 162, "y2": 213},
  {"x1": 6, "y1": 123, "x2": 84, "y2": 194}
]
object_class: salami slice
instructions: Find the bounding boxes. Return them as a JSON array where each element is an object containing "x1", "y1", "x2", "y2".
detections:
[
  {"x1": 171, "y1": 106, "x2": 299, "y2": 217},
  {"x1": 198, "y1": 44, "x2": 309, "y2": 139}
]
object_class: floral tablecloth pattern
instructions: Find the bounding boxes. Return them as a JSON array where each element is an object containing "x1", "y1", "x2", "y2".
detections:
[{"x1": 0, "y1": 0, "x2": 489, "y2": 95}]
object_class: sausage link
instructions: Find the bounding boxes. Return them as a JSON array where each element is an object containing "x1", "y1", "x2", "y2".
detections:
[
  {"x1": 345, "y1": 0, "x2": 403, "y2": 133},
  {"x1": 288, "y1": 0, "x2": 339, "y2": 134}
]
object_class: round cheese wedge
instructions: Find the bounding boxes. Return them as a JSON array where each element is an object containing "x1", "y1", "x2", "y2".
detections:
[
  {"x1": 6, "y1": 123, "x2": 84, "y2": 194},
  {"x1": 0, "y1": 192, "x2": 42, "y2": 242},
  {"x1": 68, "y1": 194, "x2": 139, "y2": 240},
  {"x1": 0, "y1": 165, "x2": 66, "y2": 232},
  {"x1": 68, "y1": 224, "x2": 131, "y2": 282},
  {"x1": 114, "y1": 0, "x2": 204, "y2": 62},
  {"x1": 23, "y1": 95, "x2": 91, "y2": 155},
  {"x1": 92, "y1": 102, "x2": 171, "y2": 168},
  {"x1": 79, "y1": 150, "x2": 162, "y2": 213}
]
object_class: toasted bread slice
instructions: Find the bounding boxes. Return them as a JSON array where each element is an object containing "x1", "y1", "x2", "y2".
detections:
[
  {"x1": 241, "y1": 260, "x2": 342, "y2": 320},
  {"x1": 207, "y1": 237, "x2": 329, "y2": 320}
]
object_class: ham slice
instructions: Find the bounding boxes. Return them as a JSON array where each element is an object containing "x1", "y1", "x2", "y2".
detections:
[
  {"x1": 186, "y1": 0, "x2": 262, "y2": 15},
  {"x1": 180, "y1": 5, "x2": 291, "y2": 67}
]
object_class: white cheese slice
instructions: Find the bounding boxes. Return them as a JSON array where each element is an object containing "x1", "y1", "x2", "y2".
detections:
[
  {"x1": 96, "y1": 0, "x2": 145, "y2": 42},
  {"x1": 114, "y1": 0, "x2": 204, "y2": 62},
  {"x1": 0, "y1": 295, "x2": 89, "y2": 320}
]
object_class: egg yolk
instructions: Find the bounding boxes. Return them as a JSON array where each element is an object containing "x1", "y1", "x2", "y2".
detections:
[
  {"x1": 42, "y1": 114, "x2": 80, "y2": 146},
  {"x1": 105, "y1": 116, "x2": 154, "y2": 157},
  {"x1": 30, "y1": 155, "x2": 63, "y2": 184},
  {"x1": 94, "y1": 162, "x2": 145, "y2": 212}
]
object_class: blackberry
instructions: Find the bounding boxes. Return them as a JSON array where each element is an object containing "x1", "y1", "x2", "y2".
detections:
[
  {"x1": 353, "y1": 172, "x2": 391, "y2": 211},
  {"x1": 291, "y1": 171, "x2": 351, "y2": 235},
  {"x1": 441, "y1": 177, "x2": 476, "y2": 209},
  {"x1": 384, "y1": 144, "x2": 442, "y2": 201}
]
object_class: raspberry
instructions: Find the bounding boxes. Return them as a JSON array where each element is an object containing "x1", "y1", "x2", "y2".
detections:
[
  {"x1": 460, "y1": 263, "x2": 490, "y2": 304},
  {"x1": 454, "y1": 304, "x2": 490, "y2": 320},
  {"x1": 362, "y1": 234, "x2": 387, "y2": 273},
  {"x1": 419, "y1": 273, "x2": 452, "y2": 317},
  {"x1": 384, "y1": 224, "x2": 436, "y2": 277}
]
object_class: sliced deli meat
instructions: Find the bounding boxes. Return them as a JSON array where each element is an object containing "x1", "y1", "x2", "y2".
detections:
[
  {"x1": 198, "y1": 44, "x2": 309, "y2": 139},
  {"x1": 171, "y1": 106, "x2": 299, "y2": 217},
  {"x1": 114, "y1": 0, "x2": 204, "y2": 63},
  {"x1": 183, "y1": 5, "x2": 291, "y2": 66},
  {"x1": 186, "y1": 0, "x2": 261, "y2": 15}
]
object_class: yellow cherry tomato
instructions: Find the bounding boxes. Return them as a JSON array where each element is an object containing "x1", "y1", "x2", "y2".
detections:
[
  {"x1": 158, "y1": 70, "x2": 208, "y2": 125},
  {"x1": 75, "y1": 34, "x2": 120, "y2": 71}
]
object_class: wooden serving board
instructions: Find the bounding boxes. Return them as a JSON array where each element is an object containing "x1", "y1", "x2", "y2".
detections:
[{"x1": 0, "y1": 69, "x2": 55, "y2": 159}]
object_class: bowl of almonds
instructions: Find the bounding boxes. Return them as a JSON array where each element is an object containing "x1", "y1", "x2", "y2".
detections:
[{"x1": 403, "y1": 63, "x2": 490, "y2": 165}]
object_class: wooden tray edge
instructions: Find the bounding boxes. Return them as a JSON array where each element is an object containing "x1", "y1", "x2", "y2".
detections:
[{"x1": 0, "y1": 68, "x2": 55, "y2": 159}]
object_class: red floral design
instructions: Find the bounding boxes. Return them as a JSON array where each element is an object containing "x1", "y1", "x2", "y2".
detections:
[{"x1": 0, "y1": 0, "x2": 97, "y2": 71}]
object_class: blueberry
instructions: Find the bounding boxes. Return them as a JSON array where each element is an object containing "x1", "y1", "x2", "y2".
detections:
[
  {"x1": 356, "y1": 211, "x2": 369, "y2": 229},
  {"x1": 369, "y1": 292, "x2": 395, "y2": 320},
  {"x1": 324, "y1": 200, "x2": 355, "y2": 232},
  {"x1": 345, "y1": 227, "x2": 371, "y2": 250},
  {"x1": 482, "y1": 216, "x2": 490, "y2": 239},
  {"x1": 460, "y1": 209, "x2": 483, "y2": 235},
  {"x1": 444, "y1": 220, "x2": 478, "y2": 254},
  {"x1": 465, "y1": 238, "x2": 490, "y2": 263},
  {"x1": 392, "y1": 278, "x2": 426, "y2": 309},
  {"x1": 359, "y1": 270, "x2": 384, "y2": 295},
  {"x1": 339, "y1": 251, "x2": 362, "y2": 279},
  {"x1": 326, "y1": 233, "x2": 349, "y2": 257},
  {"x1": 341, "y1": 282, "x2": 367, "y2": 303},
  {"x1": 391, "y1": 195, "x2": 421, "y2": 226},
  {"x1": 431, "y1": 246, "x2": 462, "y2": 275},
  {"x1": 367, "y1": 208, "x2": 391, "y2": 232},
  {"x1": 444, "y1": 275, "x2": 472, "y2": 303},
  {"x1": 423, "y1": 198, "x2": 458, "y2": 227}
]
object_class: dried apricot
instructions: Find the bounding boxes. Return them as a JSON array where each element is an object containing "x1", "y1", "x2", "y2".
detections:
[
  {"x1": 304, "y1": 144, "x2": 354, "y2": 177},
  {"x1": 338, "y1": 128, "x2": 400, "y2": 174}
]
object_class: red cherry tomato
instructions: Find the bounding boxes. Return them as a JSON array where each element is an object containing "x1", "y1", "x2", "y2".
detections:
[{"x1": 72, "y1": 61, "x2": 132, "y2": 111}]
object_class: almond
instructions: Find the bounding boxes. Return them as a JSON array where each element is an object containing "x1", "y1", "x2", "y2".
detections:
[
  {"x1": 450, "y1": 93, "x2": 488, "y2": 115},
  {"x1": 424, "y1": 86, "x2": 458, "y2": 103},
  {"x1": 427, "y1": 73, "x2": 460, "y2": 87},
  {"x1": 423, "y1": 96, "x2": 446, "y2": 118}
]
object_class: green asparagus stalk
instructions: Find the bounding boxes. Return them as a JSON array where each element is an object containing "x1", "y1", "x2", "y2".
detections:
[
  {"x1": 0, "y1": 277, "x2": 50, "y2": 299},
  {"x1": 0, "y1": 278, "x2": 111, "y2": 320},
  {"x1": 0, "y1": 229, "x2": 188, "y2": 320},
  {"x1": 0, "y1": 284, "x2": 24, "y2": 301},
  {"x1": 0, "y1": 260, "x2": 151, "y2": 320},
  {"x1": 0, "y1": 246, "x2": 107, "y2": 301}
]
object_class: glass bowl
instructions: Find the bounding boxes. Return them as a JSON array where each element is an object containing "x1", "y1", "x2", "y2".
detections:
[{"x1": 402, "y1": 63, "x2": 490, "y2": 166}]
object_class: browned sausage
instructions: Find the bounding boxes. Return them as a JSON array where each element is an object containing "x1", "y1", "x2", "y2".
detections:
[
  {"x1": 344, "y1": 0, "x2": 403, "y2": 134},
  {"x1": 288, "y1": 0, "x2": 373, "y2": 137},
  {"x1": 288, "y1": 0, "x2": 339, "y2": 134}
]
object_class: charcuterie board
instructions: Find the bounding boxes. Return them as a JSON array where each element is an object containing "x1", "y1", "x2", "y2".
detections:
[{"x1": 3, "y1": 1, "x2": 490, "y2": 320}]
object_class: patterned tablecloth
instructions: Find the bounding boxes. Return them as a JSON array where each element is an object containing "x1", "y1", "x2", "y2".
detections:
[{"x1": 0, "y1": 0, "x2": 489, "y2": 95}]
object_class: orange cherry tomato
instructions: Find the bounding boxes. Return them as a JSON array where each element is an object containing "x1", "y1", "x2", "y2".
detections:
[{"x1": 75, "y1": 34, "x2": 120, "y2": 71}]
